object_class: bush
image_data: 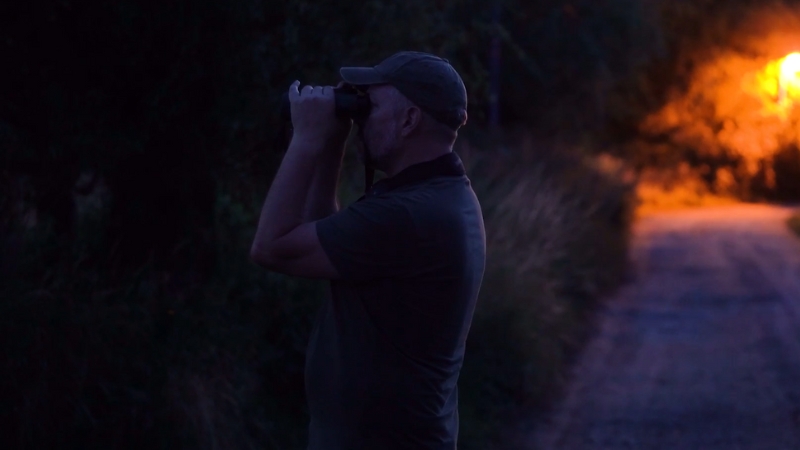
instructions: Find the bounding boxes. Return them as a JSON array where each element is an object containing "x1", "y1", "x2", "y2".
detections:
[
  {"x1": 0, "y1": 206, "x2": 324, "y2": 449},
  {"x1": 634, "y1": 163, "x2": 741, "y2": 215},
  {"x1": 610, "y1": 0, "x2": 800, "y2": 204},
  {"x1": 788, "y1": 211, "x2": 800, "y2": 237},
  {"x1": 773, "y1": 143, "x2": 800, "y2": 201},
  {"x1": 0, "y1": 137, "x2": 636, "y2": 450},
  {"x1": 0, "y1": 0, "x2": 644, "y2": 448}
]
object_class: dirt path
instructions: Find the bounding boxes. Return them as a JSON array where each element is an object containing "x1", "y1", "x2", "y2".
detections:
[{"x1": 518, "y1": 204, "x2": 800, "y2": 450}]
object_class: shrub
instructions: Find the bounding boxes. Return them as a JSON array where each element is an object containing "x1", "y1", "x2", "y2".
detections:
[
  {"x1": 773, "y1": 143, "x2": 800, "y2": 201},
  {"x1": 610, "y1": 0, "x2": 800, "y2": 204},
  {"x1": 0, "y1": 0, "x2": 645, "y2": 447},
  {"x1": 0, "y1": 195, "x2": 324, "y2": 449},
  {"x1": 788, "y1": 211, "x2": 800, "y2": 237},
  {"x1": 0, "y1": 138, "x2": 636, "y2": 450},
  {"x1": 634, "y1": 163, "x2": 741, "y2": 215}
]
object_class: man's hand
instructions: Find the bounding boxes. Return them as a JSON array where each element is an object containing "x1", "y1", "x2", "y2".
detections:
[{"x1": 289, "y1": 81, "x2": 353, "y2": 149}]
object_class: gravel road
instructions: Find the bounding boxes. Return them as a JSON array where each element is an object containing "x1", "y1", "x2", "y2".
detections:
[{"x1": 520, "y1": 204, "x2": 800, "y2": 450}]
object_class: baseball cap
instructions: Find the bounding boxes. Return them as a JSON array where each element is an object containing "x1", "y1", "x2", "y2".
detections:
[{"x1": 340, "y1": 51, "x2": 468, "y2": 130}]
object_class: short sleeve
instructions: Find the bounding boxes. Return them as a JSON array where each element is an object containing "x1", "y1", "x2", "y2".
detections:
[{"x1": 316, "y1": 196, "x2": 419, "y2": 281}]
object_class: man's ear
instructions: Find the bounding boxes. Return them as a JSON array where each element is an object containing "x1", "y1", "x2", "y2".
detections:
[{"x1": 400, "y1": 106, "x2": 423, "y2": 137}]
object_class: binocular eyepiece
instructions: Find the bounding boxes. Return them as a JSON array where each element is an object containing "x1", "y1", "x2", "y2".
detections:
[{"x1": 279, "y1": 86, "x2": 371, "y2": 123}]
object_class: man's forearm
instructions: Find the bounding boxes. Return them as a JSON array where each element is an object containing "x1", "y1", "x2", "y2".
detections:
[
  {"x1": 302, "y1": 148, "x2": 344, "y2": 221},
  {"x1": 252, "y1": 138, "x2": 320, "y2": 251}
]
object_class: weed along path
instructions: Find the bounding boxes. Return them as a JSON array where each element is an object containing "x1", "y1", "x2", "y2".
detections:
[{"x1": 519, "y1": 204, "x2": 800, "y2": 450}]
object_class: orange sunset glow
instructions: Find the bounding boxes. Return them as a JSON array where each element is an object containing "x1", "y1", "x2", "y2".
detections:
[
  {"x1": 747, "y1": 51, "x2": 800, "y2": 119},
  {"x1": 643, "y1": 49, "x2": 800, "y2": 169},
  {"x1": 637, "y1": 46, "x2": 800, "y2": 210}
]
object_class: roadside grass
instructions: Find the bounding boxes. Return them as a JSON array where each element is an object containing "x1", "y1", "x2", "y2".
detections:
[
  {"x1": 0, "y1": 140, "x2": 636, "y2": 450},
  {"x1": 788, "y1": 210, "x2": 800, "y2": 237},
  {"x1": 457, "y1": 143, "x2": 636, "y2": 449}
]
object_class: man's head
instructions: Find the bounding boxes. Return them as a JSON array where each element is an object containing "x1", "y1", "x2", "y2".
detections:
[{"x1": 339, "y1": 51, "x2": 468, "y2": 172}]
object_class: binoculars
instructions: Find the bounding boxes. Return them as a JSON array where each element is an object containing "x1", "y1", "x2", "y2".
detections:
[{"x1": 279, "y1": 86, "x2": 371, "y2": 123}]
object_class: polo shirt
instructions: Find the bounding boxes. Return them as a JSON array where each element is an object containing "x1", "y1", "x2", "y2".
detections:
[{"x1": 308, "y1": 152, "x2": 486, "y2": 449}]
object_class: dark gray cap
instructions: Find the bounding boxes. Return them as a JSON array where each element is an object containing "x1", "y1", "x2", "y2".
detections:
[{"x1": 340, "y1": 51, "x2": 468, "y2": 130}]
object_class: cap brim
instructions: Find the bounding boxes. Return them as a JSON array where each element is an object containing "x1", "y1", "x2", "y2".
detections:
[{"x1": 339, "y1": 67, "x2": 387, "y2": 86}]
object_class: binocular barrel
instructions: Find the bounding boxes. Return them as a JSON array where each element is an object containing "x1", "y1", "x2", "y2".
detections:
[{"x1": 279, "y1": 89, "x2": 371, "y2": 121}]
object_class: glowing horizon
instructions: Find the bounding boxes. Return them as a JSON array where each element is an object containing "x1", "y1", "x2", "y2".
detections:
[{"x1": 778, "y1": 52, "x2": 800, "y2": 105}]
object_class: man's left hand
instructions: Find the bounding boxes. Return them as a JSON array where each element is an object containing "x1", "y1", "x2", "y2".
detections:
[{"x1": 288, "y1": 81, "x2": 353, "y2": 151}]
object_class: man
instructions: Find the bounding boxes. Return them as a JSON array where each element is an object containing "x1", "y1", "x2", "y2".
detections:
[{"x1": 250, "y1": 51, "x2": 486, "y2": 449}]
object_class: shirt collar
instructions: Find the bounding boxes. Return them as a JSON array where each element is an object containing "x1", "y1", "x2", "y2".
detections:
[{"x1": 367, "y1": 152, "x2": 466, "y2": 197}]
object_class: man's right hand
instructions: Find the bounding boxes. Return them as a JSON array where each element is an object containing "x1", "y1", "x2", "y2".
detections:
[{"x1": 288, "y1": 81, "x2": 353, "y2": 151}]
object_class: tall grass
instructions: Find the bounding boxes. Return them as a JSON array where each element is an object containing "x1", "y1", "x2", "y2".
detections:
[
  {"x1": 0, "y1": 138, "x2": 635, "y2": 449},
  {"x1": 457, "y1": 140, "x2": 636, "y2": 449}
]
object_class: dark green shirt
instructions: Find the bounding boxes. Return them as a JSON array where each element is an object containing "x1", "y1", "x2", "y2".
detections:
[{"x1": 309, "y1": 152, "x2": 486, "y2": 450}]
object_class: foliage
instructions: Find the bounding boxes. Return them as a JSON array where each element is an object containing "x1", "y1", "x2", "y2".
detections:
[
  {"x1": 1, "y1": 207, "x2": 325, "y2": 449},
  {"x1": 788, "y1": 210, "x2": 800, "y2": 237},
  {"x1": 634, "y1": 163, "x2": 740, "y2": 216},
  {"x1": 0, "y1": 0, "x2": 652, "y2": 448},
  {"x1": 772, "y1": 143, "x2": 800, "y2": 201},
  {"x1": 608, "y1": 0, "x2": 800, "y2": 203},
  {"x1": 497, "y1": 0, "x2": 663, "y2": 138},
  {"x1": 0, "y1": 143, "x2": 636, "y2": 450}
]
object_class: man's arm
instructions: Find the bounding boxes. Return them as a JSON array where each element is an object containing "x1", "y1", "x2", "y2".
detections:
[
  {"x1": 251, "y1": 136, "x2": 318, "y2": 252},
  {"x1": 302, "y1": 81, "x2": 350, "y2": 222},
  {"x1": 249, "y1": 82, "x2": 348, "y2": 278},
  {"x1": 249, "y1": 136, "x2": 342, "y2": 279},
  {"x1": 302, "y1": 144, "x2": 345, "y2": 221}
]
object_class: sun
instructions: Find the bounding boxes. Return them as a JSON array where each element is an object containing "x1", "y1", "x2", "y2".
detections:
[
  {"x1": 779, "y1": 52, "x2": 800, "y2": 105},
  {"x1": 745, "y1": 52, "x2": 800, "y2": 119}
]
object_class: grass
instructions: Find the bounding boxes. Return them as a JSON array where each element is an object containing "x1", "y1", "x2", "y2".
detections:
[
  {"x1": 456, "y1": 144, "x2": 636, "y2": 449},
  {"x1": 0, "y1": 140, "x2": 636, "y2": 450}
]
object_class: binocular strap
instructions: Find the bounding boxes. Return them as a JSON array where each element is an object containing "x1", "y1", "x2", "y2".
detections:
[{"x1": 364, "y1": 166, "x2": 375, "y2": 194}]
